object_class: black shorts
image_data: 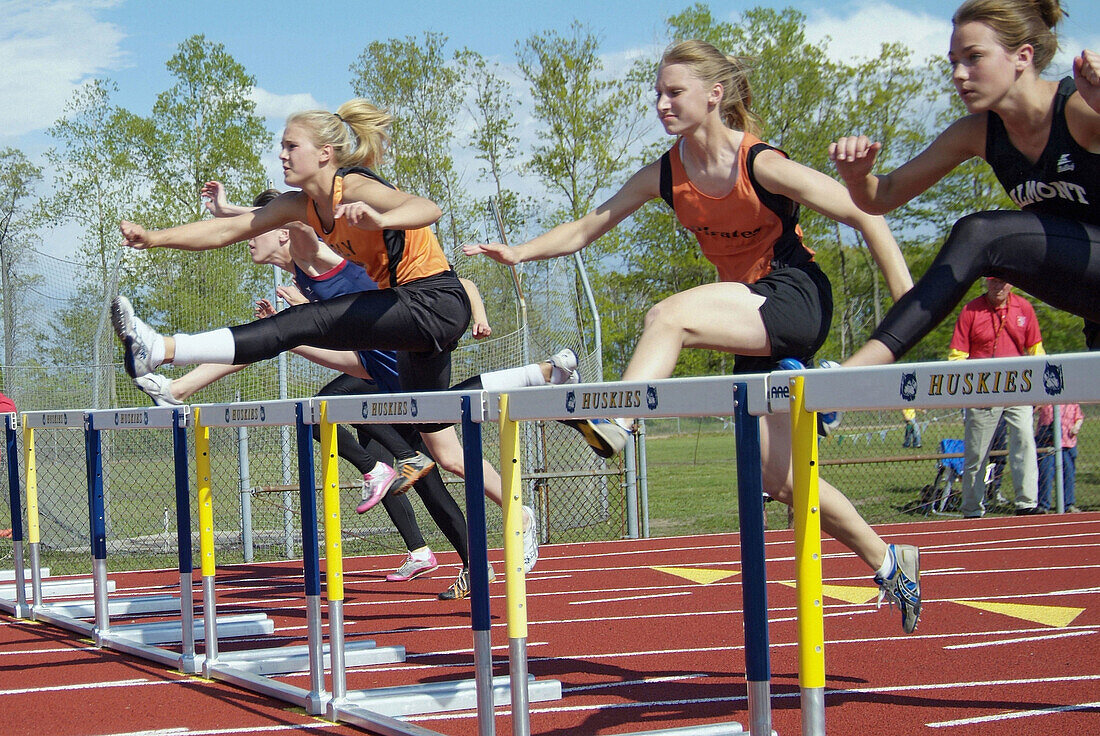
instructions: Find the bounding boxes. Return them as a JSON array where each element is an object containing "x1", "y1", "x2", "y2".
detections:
[{"x1": 735, "y1": 263, "x2": 832, "y2": 374}]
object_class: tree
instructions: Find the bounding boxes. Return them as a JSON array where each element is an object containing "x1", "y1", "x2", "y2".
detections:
[
  {"x1": 0, "y1": 147, "x2": 42, "y2": 376},
  {"x1": 125, "y1": 35, "x2": 271, "y2": 334},
  {"x1": 516, "y1": 22, "x2": 651, "y2": 374},
  {"x1": 350, "y1": 33, "x2": 473, "y2": 257}
]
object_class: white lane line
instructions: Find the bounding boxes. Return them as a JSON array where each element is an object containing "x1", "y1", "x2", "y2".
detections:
[
  {"x1": 0, "y1": 645, "x2": 98, "y2": 656},
  {"x1": 927, "y1": 701, "x2": 1100, "y2": 728},
  {"x1": 0, "y1": 678, "x2": 167, "y2": 696},
  {"x1": 569, "y1": 591, "x2": 692, "y2": 605},
  {"x1": 944, "y1": 629, "x2": 1098, "y2": 649},
  {"x1": 99, "y1": 723, "x2": 337, "y2": 736}
]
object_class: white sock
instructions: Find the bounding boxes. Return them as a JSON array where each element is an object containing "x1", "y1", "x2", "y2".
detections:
[
  {"x1": 875, "y1": 546, "x2": 895, "y2": 579},
  {"x1": 171, "y1": 328, "x2": 236, "y2": 366},
  {"x1": 481, "y1": 364, "x2": 545, "y2": 391},
  {"x1": 409, "y1": 546, "x2": 432, "y2": 561}
]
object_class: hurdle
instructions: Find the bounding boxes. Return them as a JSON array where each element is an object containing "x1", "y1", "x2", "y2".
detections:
[
  {"x1": 191, "y1": 398, "x2": 404, "y2": 715},
  {"x1": 1, "y1": 411, "x2": 30, "y2": 619},
  {"x1": 790, "y1": 351, "x2": 1100, "y2": 736},
  {"x1": 316, "y1": 389, "x2": 562, "y2": 734},
  {"x1": 487, "y1": 373, "x2": 782, "y2": 736}
]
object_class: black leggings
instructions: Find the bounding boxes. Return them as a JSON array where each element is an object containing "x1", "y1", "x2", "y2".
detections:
[
  {"x1": 873, "y1": 211, "x2": 1100, "y2": 357},
  {"x1": 230, "y1": 278, "x2": 470, "y2": 393},
  {"x1": 314, "y1": 374, "x2": 469, "y2": 564}
]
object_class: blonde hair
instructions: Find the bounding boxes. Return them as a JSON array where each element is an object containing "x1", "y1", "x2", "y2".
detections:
[
  {"x1": 659, "y1": 40, "x2": 761, "y2": 136},
  {"x1": 953, "y1": 0, "x2": 1066, "y2": 72},
  {"x1": 286, "y1": 99, "x2": 392, "y2": 169}
]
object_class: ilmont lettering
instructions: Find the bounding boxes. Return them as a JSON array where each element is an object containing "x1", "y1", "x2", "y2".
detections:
[
  {"x1": 116, "y1": 412, "x2": 145, "y2": 424},
  {"x1": 580, "y1": 389, "x2": 644, "y2": 411},
  {"x1": 43, "y1": 413, "x2": 69, "y2": 424},
  {"x1": 1007, "y1": 179, "x2": 1089, "y2": 208},
  {"x1": 926, "y1": 369, "x2": 1033, "y2": 397},
  {"x1": 230, "y1": 408, "x2": 261, "y2": 421},
  {"x1": 369, "y1": 400, "x2": 410, "y2": 417}
]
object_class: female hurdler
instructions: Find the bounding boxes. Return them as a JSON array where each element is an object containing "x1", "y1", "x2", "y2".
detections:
[{"x1": 466, "y1": 40, "x2": 925, "y2": 632}]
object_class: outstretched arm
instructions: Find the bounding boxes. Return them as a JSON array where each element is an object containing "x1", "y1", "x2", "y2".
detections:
[
  {"x1": 201, "y1": 181, "x2": 255, "y2": 218},
  {"x1": 121, "y1": 192, "x2": 307, "y2": 251},
  {"x1": 463, "y1": 160, "x2": 661, "y2": 265},
  {"x1": 755, "y1": 151, "x2": 913, "y2": 300},
  {"x1": 828, "y1": 115, "x2": 983, "y2": 215},
  {"x1": 335, "y1": 176, "x2": 442, "y2": 231}
]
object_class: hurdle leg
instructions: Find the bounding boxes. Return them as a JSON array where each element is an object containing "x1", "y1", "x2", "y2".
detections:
[
  {"x1": 463, "y1": 395, "x2": 497, "y2": 736},
  {"x1": 789, "y1": 376, "x2": 826, "y2": 736},
  {"x1": 22, "y1": 420, "x2": 44, "y2": 611},
  {"x1": 295, "y1": 403, "x2": 327, "y2": 714},
  {"x1": 498, "y1": 395, "x2": 530, "y2": 736},
  {"x1": 172, "y1": 410, "x2": 198, "y2": 673},
  {"x1": 84, "y1": 421, "x2": 110, "y2": 643},
  {"x1": 732, "y1": 383, "x2": 772, "y2": 736},
  {"x1": 4, "y1": 414, "x2": 30, "y2": 618},
  {"x1": 318, "y1": 401, "x2": 349, "y2": 711},
  {"x1": 194, "y1": 409, "x2": 222, "y2": 670}
]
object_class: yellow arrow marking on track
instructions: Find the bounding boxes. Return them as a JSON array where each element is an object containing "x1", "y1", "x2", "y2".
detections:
[
  {"x1": 954, "y1": 600, "x2": 1084, "y2": 628},
  {"x1": 779, "y1": 581, "x2": 879, "y2": 604},
  {"x1": 652, "y1": 566, "x2": 739, "y2": 585}
]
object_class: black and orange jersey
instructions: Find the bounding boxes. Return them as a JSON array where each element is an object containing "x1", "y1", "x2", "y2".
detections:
[
  {"x1": 659, "y1": 133, "x2": 814, "y2": 284},
  {"x1": 304, "y1": 166, "x2": 450, "y2": 289}
]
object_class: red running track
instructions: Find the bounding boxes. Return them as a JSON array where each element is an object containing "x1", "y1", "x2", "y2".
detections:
[{"x1": 2, "y1": 514, "x2": 1099, "y2": 735}]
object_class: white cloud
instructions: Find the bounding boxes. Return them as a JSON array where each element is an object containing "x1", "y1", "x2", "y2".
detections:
[
  {"x1": 0, "y1": 0, "x2": 127, "y2": 139},
  {"x1": 249, "y1": 87, "x2": 324, "y2": 123},
  {"x1": 802, "y1": 2, "x2": 951, "y2": 66}
]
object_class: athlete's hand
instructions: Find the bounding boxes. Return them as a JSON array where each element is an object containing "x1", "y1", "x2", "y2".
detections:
[
  {"x1": 471, "y1": 320, "x2": 492, "y2": 339},
  {"x1": 1074, "y1": 49, "x2": 1100, "y2": 114},
  {"x1": 334, "y1": 201, "x2": 384, "y2": 230},
  {"x1": 254, "y1": 298, "x2": 277, "y2": 318},
  {"x1": 462, "y1": 242, "x2": 520, "y2": 266},
  {"x1": 276, "y1": 284, "x2": 308, "y2": 306},
  {"x1": 201, "y1": 181, "x2": 231, "y2": 217},
  {"x1": 828, "y1": 135, "x2": 882, "y2": 183},
  {"x1": 120, "y1": 220, "x2": 155, "y2": 250}
]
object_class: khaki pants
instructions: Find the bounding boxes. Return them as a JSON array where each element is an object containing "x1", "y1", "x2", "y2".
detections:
[{"x1": 960, "y1": 405, "x2": 1038, "y2": 517}]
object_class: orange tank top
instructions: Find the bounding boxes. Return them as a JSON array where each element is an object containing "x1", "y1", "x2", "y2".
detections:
[
  {"x1": 663, "y1": 133, "x2": 813, "y2": 283},
  {"x1": 305, "y1": 166, "x2": 450, "y2": 289}
]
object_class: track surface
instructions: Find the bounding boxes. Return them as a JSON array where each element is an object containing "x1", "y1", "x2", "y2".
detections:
[{"x1": 3, "y1": 514, "x2": 1099, "y2": 735}]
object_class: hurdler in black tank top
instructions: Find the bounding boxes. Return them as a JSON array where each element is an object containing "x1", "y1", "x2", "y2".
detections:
[{"x1": 986, "y1": 77, "x2": 1100, "y2": 226}]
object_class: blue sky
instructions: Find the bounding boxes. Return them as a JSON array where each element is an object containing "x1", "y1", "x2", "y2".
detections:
[{"x1": 2, "y1": 0, "x2": 1098, "y2": 245}]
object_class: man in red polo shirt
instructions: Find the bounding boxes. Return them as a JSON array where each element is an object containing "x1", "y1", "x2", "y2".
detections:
[{"x1": 949, "y1": 278, "x2": 1044, "y2": 517}]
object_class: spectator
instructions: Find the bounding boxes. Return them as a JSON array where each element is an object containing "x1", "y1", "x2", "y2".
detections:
[
  {"x1": 950, "y1": 277, "x2": 1044, "y2": 517},
  {"x1": 902, "y1": 409, "x2": 922, "y2": 448},
  {"x1": 1036, "y1": 403, "x2": 1084, "y2": 513}
]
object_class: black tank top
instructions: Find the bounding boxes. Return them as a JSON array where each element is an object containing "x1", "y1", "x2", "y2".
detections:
[{"x1": 986, "y1": 77, "x2": 1100, "y2": 226}]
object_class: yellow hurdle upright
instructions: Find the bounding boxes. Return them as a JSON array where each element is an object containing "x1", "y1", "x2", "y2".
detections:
[{"x1": 789, "y1": 375, "x2": 826, "y2": 736}]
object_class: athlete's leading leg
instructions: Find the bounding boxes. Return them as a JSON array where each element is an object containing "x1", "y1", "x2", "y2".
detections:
[{"x1": 848, "y1": 211, "x2": 1100, "y2": 366}]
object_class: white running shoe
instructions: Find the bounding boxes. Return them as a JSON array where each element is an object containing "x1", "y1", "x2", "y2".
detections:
[
  {"x1": 547, "y1": 348, "x2": 580, "y2": 385},
  {"x1": 133, "y1": 374, "x2": 182, "y2": 406},
  {"x1": 522, "y1": 505, "x2": 539, "y2": 573},
  {"x1": 111, "y1": 296, "x2": 164, "y2": 378},
  {"x1": 357, "y1": 462, "x2": 397, "y2": 514}
]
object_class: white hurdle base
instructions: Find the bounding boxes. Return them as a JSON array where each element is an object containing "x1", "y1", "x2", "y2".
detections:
[
  {"x1": 0, "y1": 578, "x2": 115, "y2": 599},
  {"x1": 218, "y1": 639, "x2": 405, "y2": 675},
  {"x1": 342, "y1": 674, "x2": 563, "y2": 717},
  {"x1": 38, "y1": 594, "x2": 181, "y2": 619},
  {"x1": 111, "y1": 612, "x2": 274, "y2": 645},
  {"x1": 0, "y1": 567, "x2": 50, "y2": 581}
]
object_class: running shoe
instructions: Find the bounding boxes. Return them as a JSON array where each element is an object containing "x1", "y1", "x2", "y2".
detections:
[
  {"x1": 357, "y1": 462, "x2": 397, "y2": 514},
  {"x1": 437, "y1": 564, "x2": 497, "y2": 601},
  {"x1": 133, "y1": 374, "x2": 182, "y2": 406},
  {"x1": 817, "y1": 359, "x2": 843, "y2": 436},
  {"x1": 564, "y1": 418, "x2": 630, "y2": 458},
  {"x1": 111, "y1": 296, "x2": 165, "y2": 378},
  {"x1": 522, "y1": 505, "x2": 539, "y2": 573},
  {"x1": 547, "y1": 348, "x2": 580, "y2": 384},
  {"x1": 386, "y1": 451, "x2": 436, "y2": 496},
  {"x1": 386, "y1": 551, "x2": 439, "y2": 582},
  {"x1": 874, "y1": 543, "x2": 921, "y2": 634}
]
